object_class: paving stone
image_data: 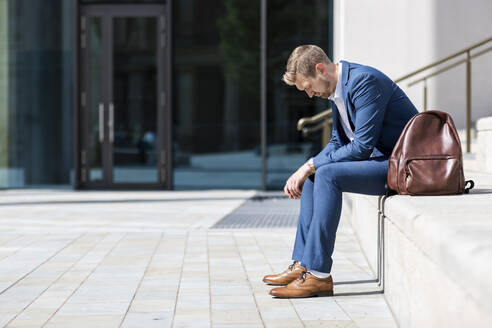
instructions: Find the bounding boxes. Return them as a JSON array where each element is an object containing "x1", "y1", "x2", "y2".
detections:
[
  {"x1": 120, "y1": 311, "x2": 173, "y2": 328},
  {"x1": 0, "y1": 190, "x2": 396, "y2": 327}
]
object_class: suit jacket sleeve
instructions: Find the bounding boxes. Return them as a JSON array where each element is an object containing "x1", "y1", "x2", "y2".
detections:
[
  {"x1": 312, "y1": 73, "x2": 391, "y2": 169},
  {"x1": 312, "y1": 106, "x2": 342, "y2": 162}
]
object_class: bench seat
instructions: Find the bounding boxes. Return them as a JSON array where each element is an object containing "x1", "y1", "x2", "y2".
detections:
[{"x1": 344, "y1": 170, "x2": 492, "y2": 327}]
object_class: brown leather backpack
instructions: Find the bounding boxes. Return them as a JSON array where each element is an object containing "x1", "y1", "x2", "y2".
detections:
[{"x1": 387, "y1": 110, "x2": 474, "y2": 195}]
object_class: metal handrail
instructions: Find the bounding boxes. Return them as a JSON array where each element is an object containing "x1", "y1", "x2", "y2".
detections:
[
  {"x1": 297, "y1": 108, "x2": 332, "y2": 130},
  {"x1": 408, "y1": 45, "x2": 492, "y2": 87},
  {"x1": 395, "y1": 36, "x2": 492, "y2": 83},
  {"x1": 395, "y1": 35, "x2": 492, "y2": 153},
  {"x1": 297, "y1": 108, "x2": 332, "y2": 147}
]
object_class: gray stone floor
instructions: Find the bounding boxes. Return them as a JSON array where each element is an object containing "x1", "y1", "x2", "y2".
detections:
[{"x1": 0, "y1": 189, "x2": 396, "y2": 327}]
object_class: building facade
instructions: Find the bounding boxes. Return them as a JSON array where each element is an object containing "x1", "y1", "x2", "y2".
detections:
[
  {"x1": 332, "y1": 0, "x2": 492, "y2": 130},
  {"x1": 0, "y1": 0, "x2": 333, "y2": 190}
]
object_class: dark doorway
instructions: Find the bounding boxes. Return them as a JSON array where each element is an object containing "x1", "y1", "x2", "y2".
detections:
[{"x1": 77, "y1": 4, "x2": 171, "y2": 189}]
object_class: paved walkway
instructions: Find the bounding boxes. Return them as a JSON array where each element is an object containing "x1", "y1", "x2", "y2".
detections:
[{"x1": 0, "y1": 189, "x2": 396, "y2": 327}]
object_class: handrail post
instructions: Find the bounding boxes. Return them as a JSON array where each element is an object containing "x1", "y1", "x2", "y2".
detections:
[
  {"x1": 322, "y1": 119, "x2": 331, "y2": 147},
  {"x1": 466, "y1": 50, "x2": 471, "y2": 153},
  {"x1": 423, "y1": 79, "x2": 428, "y2": 111}
]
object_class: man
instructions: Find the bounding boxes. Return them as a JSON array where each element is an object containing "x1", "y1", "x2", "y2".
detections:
[{"x1": 263, "y1": 45, "x2": 418, "y2": 298}]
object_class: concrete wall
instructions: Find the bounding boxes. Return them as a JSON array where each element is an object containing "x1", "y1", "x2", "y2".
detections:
[
  {"x1": 333, "y1": 0, "x2": 492, "y2": 129},
  {"x1": 383, "y1": 214, "x2": 492, "y2": 328},
  {"x1": 343, "y1": 193, "x2": 379, "y2": 274},
  {"x1": 477, "y1": 116, "x2": 492, "y2": 173},
  {"x1": 344, "y1": 189, "x2": 492, "y2": 327}
]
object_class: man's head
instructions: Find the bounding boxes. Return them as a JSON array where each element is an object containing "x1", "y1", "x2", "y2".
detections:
[{"x1": 282, "y1": 45, "x2": 338, "y2": 99}]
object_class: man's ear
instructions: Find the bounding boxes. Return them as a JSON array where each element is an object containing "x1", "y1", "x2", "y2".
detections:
[{"x1": 315, "y1": 63, "x2": 325, "y2": 75}]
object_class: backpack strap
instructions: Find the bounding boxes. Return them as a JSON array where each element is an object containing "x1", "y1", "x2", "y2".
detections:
[{"x1": 464, "y1": 180, "x2": 475, "y2": 194}]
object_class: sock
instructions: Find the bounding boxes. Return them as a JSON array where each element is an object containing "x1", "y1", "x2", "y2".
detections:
[{"x1": 308, "y1": 268, "x2": 331, "y2": 278}]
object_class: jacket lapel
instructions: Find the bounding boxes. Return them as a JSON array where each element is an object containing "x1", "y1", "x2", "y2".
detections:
[
  {"x1": 340, "y1": 60, "x2": 356, "y2": 129},
  {"x1": 331, "y1": 101, "x2": 350, "y2": 143}
]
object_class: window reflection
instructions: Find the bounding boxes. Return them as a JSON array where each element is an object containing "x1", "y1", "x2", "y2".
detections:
[
  {"x1": 80, "y1": 0, "x2": 163, "y2": 3},
  {"x1": 172, "y1": 0, "x2": 332, "y2": 190},
  {"x1": 112, "y1": 17, "x2": 159, "y2": 183},
  {"x1": 266, "y1": 0, "x2": 332, "y2": 189},
  {"x1": 0, "y1": 0, "x2": 332, "y2": 190},
  {"x1": 173, "y1": 0, "x2": 261, "y2": 189},
  {"x1": 0, "y1": 0, "x2": 75, "y2": 188}
]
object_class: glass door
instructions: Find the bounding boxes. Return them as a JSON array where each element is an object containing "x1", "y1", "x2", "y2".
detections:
[
  {"x1": 82, "y1": 14, "x2": 105, "y2": 185},
  {"x1": 79, "y1": 4, "x2": 169, "y2": 188},
  {"x1": 111, "y1": 16, "x2": 158, "y2": 184}
]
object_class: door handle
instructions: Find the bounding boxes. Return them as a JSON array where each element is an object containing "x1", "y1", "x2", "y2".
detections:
[
  {"x1": 98, "y1": 103, "x2": 104, "y2": 143},
  {"x1": 108, "y1": 103, "x2": 114, "y2": 143}
]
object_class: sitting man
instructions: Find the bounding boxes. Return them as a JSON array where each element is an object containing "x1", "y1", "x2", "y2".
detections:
[{"x1": 263, "y1": 45, "x2": 418, "y2": 298}]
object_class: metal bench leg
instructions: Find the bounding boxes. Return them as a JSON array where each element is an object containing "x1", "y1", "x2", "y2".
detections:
[
  {"x1": 377, "y1": 194, "x2": 388, "y2": 290},
  {"x1": 382, "y1": 195, "x2": 388, "y2": 291},
  {"x1": 377, "y1": 195, "x2": 383, "y2": 286}
]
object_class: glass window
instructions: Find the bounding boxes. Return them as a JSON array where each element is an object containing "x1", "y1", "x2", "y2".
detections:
[
  {"x1": 112, "y1": 17, "x2": 159, "y2": 183},
  {"x1": 266, "y1": 0, "x2": 333, "y2": 189},
  {"x1": 80, "y1": 0, "x2": 164, "y2": 3},
  {"x1": 0, "y1": 0, "x2": 75, "y2": 188},
  {"x1": 0, "y1": 0, "x2": 333, "y2": 190},
  {"x1": 172, "y1": 0, "x2": 261, "y2": 189}
]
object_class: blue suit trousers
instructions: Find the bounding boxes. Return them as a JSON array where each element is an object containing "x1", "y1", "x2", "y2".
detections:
[{"x1": 291, "y1": 155, "x2": 389, "y2": 273}]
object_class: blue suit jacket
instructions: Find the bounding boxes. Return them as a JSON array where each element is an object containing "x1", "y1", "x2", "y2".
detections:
[{"x1": 312, "y1": 60, "x2": 419, "y2": 169}]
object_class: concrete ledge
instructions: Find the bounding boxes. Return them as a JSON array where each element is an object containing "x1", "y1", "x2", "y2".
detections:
[
  {"x1": 345, "y1": 171, "x2": 492, "y2": 327},
  {"x1": 342, "y1": 193, "x2": 380, "y2": 272},
  {"x1": 477, "y1": 116, "x2": 492, "y2": 173},
  {"x1": 476, "y1": 116, "x2": 492, "y2": 131}
]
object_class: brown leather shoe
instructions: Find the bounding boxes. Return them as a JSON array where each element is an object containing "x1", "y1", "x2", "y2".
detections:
[
  {"x1": 262, "y1": 261, "x2": 307, "y2": 286},
  {"x1": 269, "y1": 270, "x2": 333, "y2": 298}
]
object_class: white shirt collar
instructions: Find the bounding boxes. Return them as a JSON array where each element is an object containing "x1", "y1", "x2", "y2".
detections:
[{"x1": 328, "y1": 61, "x2": 343, "y2": 101}]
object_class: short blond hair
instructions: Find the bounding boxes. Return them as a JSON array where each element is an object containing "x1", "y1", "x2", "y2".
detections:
[{"x1": 282, "y1": 45, "x2": 331, "y2": 85}]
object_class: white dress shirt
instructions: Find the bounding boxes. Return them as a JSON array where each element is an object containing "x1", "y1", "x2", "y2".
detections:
[
  {"x1": 328, "y1": 61, "x2": 376, "y2": 158},
  {"x1": 328, "y1": 62, "x2": 354, "y2": 141}
]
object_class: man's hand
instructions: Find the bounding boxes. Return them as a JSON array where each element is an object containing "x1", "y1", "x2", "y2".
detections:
[{"x1": 284, "y1": 163, "x2": 314, "y2": 199}]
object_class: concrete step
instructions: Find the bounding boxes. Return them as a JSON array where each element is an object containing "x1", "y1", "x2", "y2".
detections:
[{"x1": 344, "y1": 166, "x2": 492, "y2": 327}]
